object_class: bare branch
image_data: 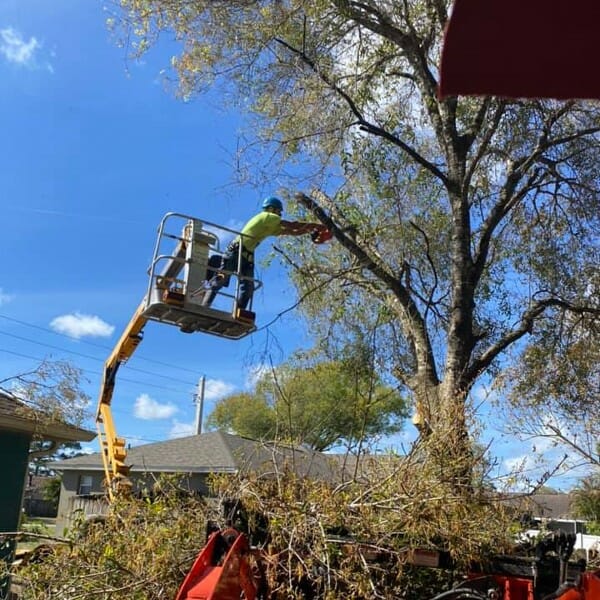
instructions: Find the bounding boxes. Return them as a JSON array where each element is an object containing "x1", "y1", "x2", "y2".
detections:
[
  {"x1": 467, "y1": 298, "x2": 600, "y2": 381},
  {"x1": 272, "y1": 36, "x2": 449, "y2": 185}
]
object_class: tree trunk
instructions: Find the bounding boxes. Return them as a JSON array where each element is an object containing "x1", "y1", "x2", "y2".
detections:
[{"x1": 413, "y1": 381, "x2": 473, "y2": 493}]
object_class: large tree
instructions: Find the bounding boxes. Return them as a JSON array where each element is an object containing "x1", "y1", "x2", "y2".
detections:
[
  {"x1": 207, "y1": 350, "x2": 408, "y2": 451},
  {"x1": 116, "y1": 1, "x2": 600, "y2": 481}
]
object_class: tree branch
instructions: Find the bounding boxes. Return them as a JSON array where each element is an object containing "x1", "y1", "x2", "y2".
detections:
[
  {"x1": 542, "y1": 422, "x2": 599, "y2": 467},
  {"x1": 295, "y1": 191, "x2": 439, "y2": 386},
  {"x1": 466, "y1": 298, "x2": 600, "y2": 381},
  {"x1": 272, "y1": 37, "x2": 449, "y2": 186},
  {"x1": 408, "y1": 220, "x2": 440, "y2": 322},
  {"x1": 464, "y1": 100, "x2": 508, "y2": 188},
  {"x1": 471, "y1": 105, "x2": 600, "y2": 285}
]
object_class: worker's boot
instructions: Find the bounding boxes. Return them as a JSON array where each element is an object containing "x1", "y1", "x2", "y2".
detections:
[{"x1": 235, "y1": 308, "x2": 255, "y2": 324}]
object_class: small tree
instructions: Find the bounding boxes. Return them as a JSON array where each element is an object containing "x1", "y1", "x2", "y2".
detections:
[
  {"x1": 208, "y1": 349, "x2": 408, "y2": 451},
  {"x1": 41, "y1": 476, "x2": 62, "y2": 508}
]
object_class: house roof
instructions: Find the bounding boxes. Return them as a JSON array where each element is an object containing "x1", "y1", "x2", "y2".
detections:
[
  {"x1": 525, "y1": 493, "x2": 575, "y2": 520},
  {"x1": 0, "y1": 391, "x2": 95, "y2": 443},
  {"x1": 505, "y1": 492, "x2": 577, "y2": 521},
  {"x1": 49, "y1": 431, "x2": 348, "y2": 481}
]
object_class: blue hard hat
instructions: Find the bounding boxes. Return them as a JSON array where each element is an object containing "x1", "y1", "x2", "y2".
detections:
[{"x1": 262, "y1": 196, "x2": 283, "y2": 212}]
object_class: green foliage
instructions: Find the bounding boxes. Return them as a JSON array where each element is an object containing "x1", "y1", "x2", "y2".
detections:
[
  {"x1": 503, "y1": 317, "x2": 600, "y2": 419},
  {"x1": 16, "y1": 475, "x2": 209, "y2": 600},
  {"x1": 208, "y1": 438, "x2": 516, "y2": 598},
  {"x1": 572, "y1": 474, "x2": 600, "y2": 523},
  {"x1": 19, "y1": 517, "x2": 53, "y2": 537},
  {"x1": 585, "y1": 521, "x2": 600, "y2": 536},
  {"x1": 41, "y1": 477, "x2": 61, "y2": 506},
  {"x1": 208, "y1": 392, "x2": 277, "y2": 440},
  {"x1": 15, "y1": 454, "x2": 517, "y2": 599},
  {"x1": 207, "y1": 350, "x2": 409, "y2": 451}
]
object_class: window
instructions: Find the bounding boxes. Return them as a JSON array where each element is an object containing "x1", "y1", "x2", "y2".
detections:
[{"x1": 78, "y1": 475, "x2": 93, "y2": 496}]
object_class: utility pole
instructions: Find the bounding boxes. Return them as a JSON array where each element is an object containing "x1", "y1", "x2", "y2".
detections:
[{"x1": 194, "y1": 376, "x2": 206, "y2": 435}]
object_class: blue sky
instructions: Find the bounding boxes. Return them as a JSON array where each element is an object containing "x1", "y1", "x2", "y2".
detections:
[
  {"x1": 0, "y1": 2, "x2": 588, "y2": 490},
  {"x1": 0, "y1": 1, "x2": 314, "y2": 446}
]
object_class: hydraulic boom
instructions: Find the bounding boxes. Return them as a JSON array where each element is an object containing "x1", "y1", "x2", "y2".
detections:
[{"x1": 95, "y1": 213, "x2": 261, "y2": 496}]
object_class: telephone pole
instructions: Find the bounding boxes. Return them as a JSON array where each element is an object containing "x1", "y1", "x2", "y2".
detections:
[{"x1": 194, "y1": 376, "x2": 206, "y2": 435}]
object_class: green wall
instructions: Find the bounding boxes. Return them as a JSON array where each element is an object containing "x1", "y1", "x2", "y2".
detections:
[{"x1": 0, "y1": 430, "x2": 31, "y2": 598}]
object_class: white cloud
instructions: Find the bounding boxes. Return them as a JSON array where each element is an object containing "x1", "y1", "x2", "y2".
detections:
[
  {"x1": 133, "y1": 393, "x2": 178, "y2": 420},
  {"x1": 503, "y1": 454, "x2": 530, "y2": 473},
  {"x1": 469, "y1": 383, "x2": 497, "y2": 404},
  {"x1": 0, "y1": 27, "x2": 41, "y2": 67},
  {"x1": 50, "y1": 312, "x2": 115, "y2": 339},
  {"x1": 244, "y1": 364, "x2": 271, "y2": 389},
  {"x1": 0, "y1": 288, "x2": 13, "y2": 306},
  {"x1": 202, "y1": 378, "x2": 236, "y2": 400},
  {"x1": 169, "y1": 419, "x2": 195, "y2": 438}
]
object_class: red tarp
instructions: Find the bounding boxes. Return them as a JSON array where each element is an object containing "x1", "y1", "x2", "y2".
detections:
[{"x1": 439, "y1": 0, "x2": 600, "y2": 100}]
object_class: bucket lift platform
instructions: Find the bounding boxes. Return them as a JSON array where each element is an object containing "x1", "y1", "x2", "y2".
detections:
[
  {"x1": 143, "y1": 212, "x2": 261, "y2": 340},
  {"x1": 97, "y1": 213, "x2": 261, "y2": 496}
]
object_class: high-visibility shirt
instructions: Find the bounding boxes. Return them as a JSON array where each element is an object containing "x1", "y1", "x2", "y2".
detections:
[{"x1": 238, "y1": 211, "x2": 282, "y2": 252}]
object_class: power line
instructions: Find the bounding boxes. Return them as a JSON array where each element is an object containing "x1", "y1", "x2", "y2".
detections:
[
  {"x1": 0, "y1": 313, "x2": 203, "y2": 376},
  {"x1": 2, "y1": 206, "x2": 144, "y2": 224},
  {"x1": 0, "y1": 348, "x2": 195, "y2": 396},
  {"x1": 0, "y1": 329, "x2": 199, "y2": 387}
]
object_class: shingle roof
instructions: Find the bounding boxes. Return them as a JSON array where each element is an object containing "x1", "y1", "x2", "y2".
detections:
[
  {"x1": 526, "y1": 493, "x2": 575, "y2": 520},
  {"x1": 505, "y1": 493, "x2": 577, "y2": 520},
  {"x1": 0, "y1": 391, "x2": 95, "y2": 442},
  {"x1": 49, "y1": 431, "x2": 347, "y2": 482}
]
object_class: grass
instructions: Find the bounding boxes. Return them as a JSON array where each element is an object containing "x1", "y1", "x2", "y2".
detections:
[{"x1": 17, "y1": 518, "x2": 57, "y2": 552}]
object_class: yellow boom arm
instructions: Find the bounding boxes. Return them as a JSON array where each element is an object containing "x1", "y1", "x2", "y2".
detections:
[
  {"x1": 95, "y1": 301, "x2": 148, "y2": 497},
  {"x1": 94, "y1": 214, "x2": 259, "y2": 499}
]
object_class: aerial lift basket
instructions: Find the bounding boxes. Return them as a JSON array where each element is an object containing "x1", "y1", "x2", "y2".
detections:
[{"x1": 143, "y1": 212, "x2": 261, "y2": 340}]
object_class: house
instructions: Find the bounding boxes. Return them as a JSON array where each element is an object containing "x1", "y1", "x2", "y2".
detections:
[
  {"x1": 0, "y1": 390, "x2": 95, "y2": 597},
  {"x1": 518, "y1": 493, "x2": 584, "y2": 533},
  {"x1": 50, "y1": 431, "x2": 349, "y2": 535},
  {"x1": 512, "y1": 492, "x2": 600, "y2": 561}
]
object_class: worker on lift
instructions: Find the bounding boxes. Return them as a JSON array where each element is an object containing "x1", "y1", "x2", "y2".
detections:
[{"x1": 201, "y1": 196, "x2": 329, "y2": 314}]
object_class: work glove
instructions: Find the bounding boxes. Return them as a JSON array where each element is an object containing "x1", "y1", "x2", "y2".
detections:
[{"x1": 311, "y1": 229, "x2": 333, "y2": 244}]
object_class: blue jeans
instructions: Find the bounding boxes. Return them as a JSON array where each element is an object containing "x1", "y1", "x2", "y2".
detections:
[{"x1": 202, "y1": 244, "x2": 254, "y2": 309}]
